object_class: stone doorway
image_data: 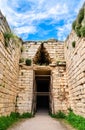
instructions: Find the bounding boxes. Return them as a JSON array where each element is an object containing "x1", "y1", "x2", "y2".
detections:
[
  {"x1": 36, "y1": 76, "x2": 49, "y2": 111},
  {"x1": 32, "y1": 70, "x2": 52, "y2": 114}
]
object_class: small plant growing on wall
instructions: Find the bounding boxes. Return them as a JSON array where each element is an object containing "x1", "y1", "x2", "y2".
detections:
[
  {"x1": 21, "y1": 46, "x2": 24, "y2": 53},
  {"x1": 25, "y1": 59, "x2": 31, "y2": 66},
  {"x1": 19, "y1": 58, "x2": 24, "y2": 63},
  {"x1": 67, "y1": 46, "x2": 68, "y2": 49},
  {"x1": 3, "y1": 32, "x2": 14, "y2": 47},
  {"x1": 21, "y1": 72, "x2": 24, "y2": 76},
  {"x1": 72, "y1": 41, "x2": 76, "y2": 48}
]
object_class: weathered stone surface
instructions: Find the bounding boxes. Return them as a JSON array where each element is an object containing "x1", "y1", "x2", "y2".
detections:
[
  {"x1": 0, "y1": 11, "x2": 22, "y2": 116},
  {"x1": 1, "y1": 9, "x2": 85, "y2": 118},
  {"x1": 65, "y1": 30, "x2": 85, "y2": 117},
  {"x1": 17, "y1": 40, "x2": 68, "y2": 114}
]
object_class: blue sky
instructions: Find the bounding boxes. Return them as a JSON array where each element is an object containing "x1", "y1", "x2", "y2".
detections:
[{"x1": 0, "y1": 0, "x2": 85, "y2": 41}]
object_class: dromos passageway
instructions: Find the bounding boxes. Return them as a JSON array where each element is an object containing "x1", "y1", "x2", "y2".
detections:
[{"x1": 8, "y1": 111, "x2": 69, "y2": 130}]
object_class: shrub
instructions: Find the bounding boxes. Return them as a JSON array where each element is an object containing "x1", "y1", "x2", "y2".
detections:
[
  {"x1": 77, "y1": 8, "x2": 84, "y2": 24},
  {"x1": 72, "y1": 7, "x2": 84, "y2": 38},
  {"x1": 75, "y1": 24, "x2": 81, "y2": 37},
  {"x1": 50, "y1": 110, "x2": 85, "y2": 130},
  {"x1": 0, "y1": 112, "x2": 32, "y2": 130},
  {"x1": 21, "y1": 46, "x2": 24, "y2": 53},
  {"x1": 3, "y1": 32, "x2": 14, "y2": 47},
  {"x1": 10, "y1": 112, "x2": 20, "y2": 119},
  {"x1": 75, "y1": 29, "x2": 81, "y2": 37},
  {"x1": 0, "y1": 113, "x2": 18, "y2": 130},
  {"x1": 25, "y1": 59, "x2": 31, "y2": 66},
  {"x1": 51, "y1": 111, "x2": 66, "y2": 119},
  {"x1": 72, "y1": 41, "x2": 76, "y2": 48},
  {"x1": 3, "y1": 32, "x2": 14, "y2": 41},
  {"x1": 20, "y1": 112, "x2": 32, "y2": 118},
  {"x1": 66, "y1": 112, "x2": 85, "y2": 130},
  {"x1": 72, "y1": 20, "x2": 76, "y2": 30},
  {"x1": 80, "y1": 26, "x2": 85, "y2": 37},
  {"x1": 19, "y1": 58, "x2": 24, "y2": 63}
]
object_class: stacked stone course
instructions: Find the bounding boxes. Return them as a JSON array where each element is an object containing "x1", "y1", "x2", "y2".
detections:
[
  {"x1": 17, "y1": 41, "x2": 68, "y2": 114},
  {"x1": 0, "y1": 11, "x2": 22, "y2": 116},
  {"x1": 1, "y1": 9, "x2": 85, "y2": 117},
  {"x1": 0, "y1": 12, "x2": 69, "y2": 115},
  {"x1": 65, "y1": 31, "x2": 85, "y2": 117}
]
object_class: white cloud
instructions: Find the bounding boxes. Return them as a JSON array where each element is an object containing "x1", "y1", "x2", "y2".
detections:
[
  {"x1": 0, "y1": 0, "x2": 84, "y2": 40},
  {"x1": 57, "y1": 22, "x2": 72, "y2": 41},
  {"x1": 15, "y1": 26, "x2": 37, "y2": 34}
]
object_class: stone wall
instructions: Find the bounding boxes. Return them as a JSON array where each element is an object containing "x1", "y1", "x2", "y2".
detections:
[
  {"x1": 0, "y1": 11, "x2": 10, "y2": 32},
  {"x1": 65, "y1": 30, "x2": 85, "y2": 117},
  {"x1": 17, "y1": 41, "x2": 68, "y2": 114},
  {"x1": 52, "y1": 65, "x2": 68, "y2": 113},
  {"x1": 17, "y1": 67, "x2": 33, "y2": 114},
  {"x1": 0, "y1": 12, "x2": 22, "y2": 116},
  {"x1": 0, "y1": 11, "x2": 68, "y2": 116},
  {"x1": 21, "y1": 41, "x2": 64, "y2": 64}
]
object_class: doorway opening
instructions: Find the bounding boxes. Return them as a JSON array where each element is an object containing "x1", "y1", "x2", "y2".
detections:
[
  {"x1": 34, "y1": 70, "x2": 51, "y2": 113},
  {"x1": 36, "y1": 78, "x2": 49, "y2": 111}
]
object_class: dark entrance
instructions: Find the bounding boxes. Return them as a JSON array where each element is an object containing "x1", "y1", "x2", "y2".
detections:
[
  {"x1": 33, "y1": 70, "x2": 51, "y2": 113},
  {"x1": 36, "y1": 78, "x2": 50, "y2": 111}
]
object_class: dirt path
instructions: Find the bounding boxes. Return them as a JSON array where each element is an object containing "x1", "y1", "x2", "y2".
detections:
[{"x1": 8, "y1": 110, "x2": 73, "y2": 130}]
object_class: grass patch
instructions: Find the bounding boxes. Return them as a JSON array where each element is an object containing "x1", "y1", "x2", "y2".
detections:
[
  {"x1": 0, "y1": 112, "x2": 33, "y2": 130},
  {"x1": 50, "y1": 110, "x2": 85, "y2": 130},
  {"x1": 50, "y1": 110, "x2": 66, "y2": 119},
  {"x1": 20, "y1": 112, "x2": 32, "y2": 118},
  {"x1": 66, "y1": 112, "x2": 85, "y2": 130}
]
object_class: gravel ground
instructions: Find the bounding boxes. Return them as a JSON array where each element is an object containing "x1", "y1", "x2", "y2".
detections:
[{"x1": 8, "y1": 110, "x2": 74, "y2": 130}]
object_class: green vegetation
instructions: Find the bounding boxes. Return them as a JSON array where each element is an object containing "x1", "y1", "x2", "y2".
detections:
[
  {"x1": 21, "y1": 72, "x2": 24, "y2": 76},
  {"x1": 0, "y1": 112, "x2": 32, "y2": 130},
  {"x1": 19, "y1": 58, "x2": 24, "y2": 63},
  {"x1": 72, "y1": 6, "x2": 85, "y2": 38},
  {"x1": 3, "y1": 32, "x2": 14, "y2": 47},
  {"x1": 77, "y1": 8, "x2": 84, "y2": 24},
  {"x1": 75, "y1": 24, "x2": 81, "y2": 37},
  {"x1": 51, "y1": 110, "x2": 85, "y2": 130},
  {"x1": 56, "y1": 61, "x2": 66, "y2": 66},
  {"x1": 25, "y1": 59, "x2": 31, "y2": 66},
  {"x1": 72, "y1": 41, "x2": 76, "y2": 48},
  {"x1": 66, "y1": 111, "x2": 85, "y2": 130},
  {"x1": 80, "y1": 26, "x2": 85, "y2": 37},
  {"x1": 72, "y1": 20, "x2": 76, "y2": 30},
  {"x1": 21, "y1": 46, "x2": 24, "y2": 53},
  {"x1": 50, "y1": 110, "x2": 66, "y2": 119},
  {"x1": 20, "y1": 112, "x2": 32, "y2": 118}
]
